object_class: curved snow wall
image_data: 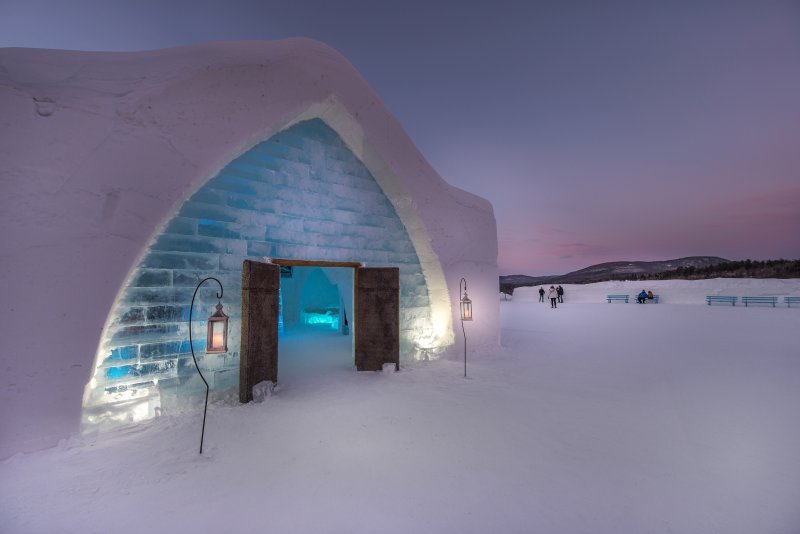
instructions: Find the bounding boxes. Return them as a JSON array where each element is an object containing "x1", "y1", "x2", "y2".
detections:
[{"x1": 83, "y1": 119, "x2": 433, "y2": 428}]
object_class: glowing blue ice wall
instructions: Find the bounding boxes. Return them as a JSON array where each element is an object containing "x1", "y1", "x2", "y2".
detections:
[{"x1": 83, "y1": 119, "x2": 432, "y2": 428}]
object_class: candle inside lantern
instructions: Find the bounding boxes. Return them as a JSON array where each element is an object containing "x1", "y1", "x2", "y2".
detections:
[{"x1": 211, "y1": 323, "x2": 224, "y2": 349}]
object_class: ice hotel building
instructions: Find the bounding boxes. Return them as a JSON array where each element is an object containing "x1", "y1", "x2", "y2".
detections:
[{"x1": 0, "y1": 39, "x2": 499, "y2": 458}]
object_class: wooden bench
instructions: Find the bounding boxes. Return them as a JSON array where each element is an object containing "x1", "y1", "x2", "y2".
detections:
[
  {"x1": 607, "y1": 294, "x2": 629, "y2": 303},
  {"x1": 786, "y1": 296, "x2": 800, "y2": 308},
  {"x1": 634, "y1": 294, "x2": 660, "y2": 303},
  {"x1": 706, "y1": 296, "x2": 737, "y2": 306},
  {"x1": 742, "y1": 296, "x2": 777, "y2": 307}
]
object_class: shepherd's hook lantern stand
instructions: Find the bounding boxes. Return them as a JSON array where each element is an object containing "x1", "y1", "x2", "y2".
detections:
[
  {"x1": 459, "y1": 277, "x2": 473, "y2": 378},
  {"x1": 189, "y1": 277, "x2": 228, "y2": 454}
]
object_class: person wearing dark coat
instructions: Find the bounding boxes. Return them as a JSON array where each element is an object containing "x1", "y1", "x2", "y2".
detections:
[
  {"x1": 637, "y1": 290, "x2": 648, "y2": 304},
  {"x1": 556, "y1": 285, "x2": 564, "y2": 303},
  {"x1": 538, "y1": 287, "x2": 545, "y2": 302}
]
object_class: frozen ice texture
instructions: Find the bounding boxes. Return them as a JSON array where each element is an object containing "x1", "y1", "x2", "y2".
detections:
[{"x1": 83, "y1": 120, "x2": 433, "y2": 430}]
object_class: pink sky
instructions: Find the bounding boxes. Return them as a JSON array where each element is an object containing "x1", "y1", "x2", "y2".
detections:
[{"x1": 2, "y1": 1, "x2": 798, "y2": 275}]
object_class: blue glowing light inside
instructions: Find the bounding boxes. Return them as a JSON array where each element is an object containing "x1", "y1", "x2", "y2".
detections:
[
  {"x1": 105, "y1": 366, "x2": 132, "y2": 379},
  {"x1": 278, "y1": 288, "x2": 284, "y2": 334},
  {"x1": 302, "y1": 311, "x2": 339, "y2": 330}
]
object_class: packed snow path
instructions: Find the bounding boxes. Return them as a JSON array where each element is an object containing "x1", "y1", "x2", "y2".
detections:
[{"x1": 2, "y1": 282, "x2": 799, "y2": 533}]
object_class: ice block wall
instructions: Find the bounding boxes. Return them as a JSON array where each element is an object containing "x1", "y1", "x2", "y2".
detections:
[{"x1": 82, "y1": 119, "x2": 433, "y2": 428}]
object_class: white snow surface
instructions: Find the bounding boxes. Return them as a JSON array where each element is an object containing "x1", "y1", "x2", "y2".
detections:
[{"x1": 2, "y1": 278, "x2": 799, "y2": 533}]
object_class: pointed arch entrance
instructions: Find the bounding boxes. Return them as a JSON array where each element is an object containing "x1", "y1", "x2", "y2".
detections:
[{"x1": 83, "y1": 118, "x2": 438, "y2": 430}]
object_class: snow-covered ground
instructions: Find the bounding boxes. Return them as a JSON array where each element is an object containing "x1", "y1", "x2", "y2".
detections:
[
  {"x1": 514, "y1": 277, "x2": 800, "y2": 305},
  {"x1": 2, "y1": 279, "x2": 799, "y2": 534}
]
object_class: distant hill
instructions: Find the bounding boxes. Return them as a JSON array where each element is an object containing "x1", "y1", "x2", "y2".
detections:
[
  {"x1": 501, "y1": 256, "x2": 729, "y2": 291},
  {"x1": 652, "y1": 258, "x2": 800, "y2": 281},
  {"x1": 500, "y1": 257, "x2": 800, "y2": 295},
  {"x1": 499, "y1": 274, "x2": 555, "y2": 287},
  {"x1": 552, "y1": 256, "x2": 731, "y2": 284}
]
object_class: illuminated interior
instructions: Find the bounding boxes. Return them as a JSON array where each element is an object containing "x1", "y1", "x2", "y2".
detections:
[{"x1": 280, "y1": 266, "x2": 352, "y2": 334}]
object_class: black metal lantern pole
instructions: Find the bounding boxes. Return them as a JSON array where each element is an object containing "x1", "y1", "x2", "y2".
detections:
[
  {"x1": 189, "y1": 277, "x2": 225, "y2": 454},
  {"x1": 459, "y1": 277, "x2": 472, "y2": 378}
]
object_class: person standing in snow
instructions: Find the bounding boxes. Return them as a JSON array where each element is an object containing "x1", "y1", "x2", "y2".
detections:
[
  {"x1": 548, "y1": 286, "x2": 558, "y2": 308},
  {"x1": 557, "y1": 285, "x2": 564, "y2": 303},
  {"x1": 538, "y1": 287, "x2": 545, "y2": 302}
]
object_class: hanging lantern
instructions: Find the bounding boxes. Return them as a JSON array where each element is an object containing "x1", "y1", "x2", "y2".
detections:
[
  {"x1": 460, "y1": 283, "x2": 473, "y2": 322},
  {"x1": 206, "y1": 302, "x2": 229, "y2": 354},
  {"x1": 458, "y1": 277, "x2": 472, "y2": 379},
  {"x1": 188, "y1": 277, "x2": 226, "y2": 454},
  {"x1": 460, "y1": 293, "x2": 473, "y2": 322}
]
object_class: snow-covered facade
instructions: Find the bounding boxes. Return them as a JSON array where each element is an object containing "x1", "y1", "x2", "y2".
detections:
[{"x1": 0, "y1": 40, "x2": 499, "y2": 458}]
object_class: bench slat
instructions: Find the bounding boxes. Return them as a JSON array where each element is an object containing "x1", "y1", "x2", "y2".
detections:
[
  {"x1": 706, "y1": 296, "x2": 737, "y2": 306},
  {"x1": 742, "y1": 296, "x2": 777, "y2": 307},
  {"x1": 786, "y1": 296, "x2": 800, "y2": 308}
]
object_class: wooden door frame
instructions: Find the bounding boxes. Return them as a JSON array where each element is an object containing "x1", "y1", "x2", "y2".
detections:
[
  {"x1": 239, "y1": 260, "x2": 280, "y2": 402},
  {"x1": 354, "y1": 267, "x2": 400, "y2": 371}
]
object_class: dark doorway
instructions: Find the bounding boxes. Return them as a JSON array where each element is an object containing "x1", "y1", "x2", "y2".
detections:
[
  {"x1": 239, "y1": 260, "x2": 399, "y2": 403},
  {"x1": 277, "y1": 264, "x2": 355, "y2": 386}
]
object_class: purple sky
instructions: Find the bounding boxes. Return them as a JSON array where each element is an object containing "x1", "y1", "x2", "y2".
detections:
[{"x1": 2, "y1": 0, "x2": 798, "y2": 275}]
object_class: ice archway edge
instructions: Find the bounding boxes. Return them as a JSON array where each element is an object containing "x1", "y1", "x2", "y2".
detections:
[{"x1": 83, "y1": 100, "x2": 455, "y2": 418}]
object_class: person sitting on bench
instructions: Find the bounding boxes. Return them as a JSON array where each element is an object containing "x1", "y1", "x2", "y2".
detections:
[
  {"x1": 637, "y1": 290, "x2": 648, "y2": 304},
  {"x1": 647, "y1": 290, "x2": 654, "y2": 300}
]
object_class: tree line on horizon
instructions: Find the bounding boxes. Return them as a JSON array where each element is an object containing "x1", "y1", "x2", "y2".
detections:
[
  {"x1": 632, "y1": 258, "x2": 800, "y2": 281},
  {"x1": 499, "y1": 259, "x2": 800, "y2": 296}
]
